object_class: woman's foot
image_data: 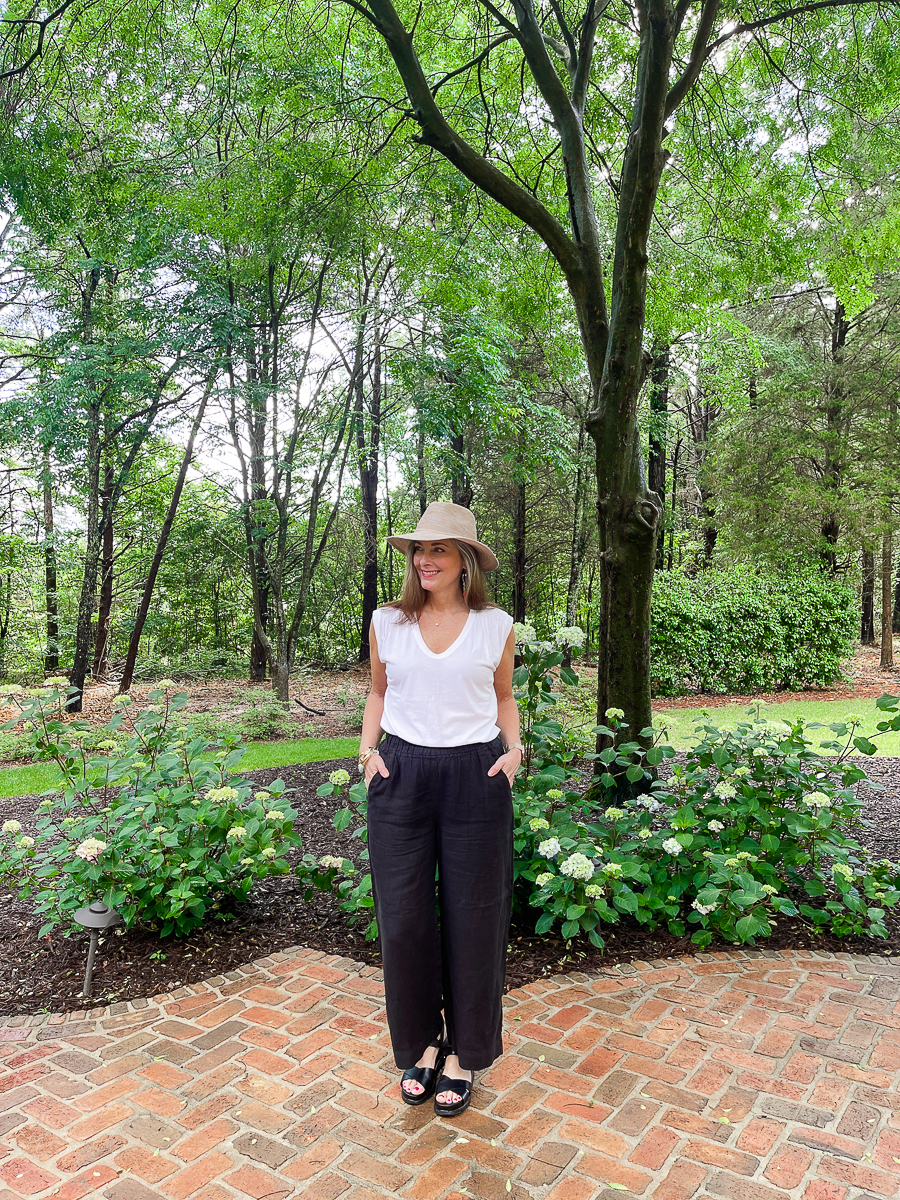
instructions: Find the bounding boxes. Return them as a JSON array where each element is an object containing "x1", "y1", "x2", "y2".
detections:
[
  {"x1": 401, "y1": 1041, "x2": 443, "y2": 1100},
  {"x1": 434, "y1": 1060, "x2": 475, "y2": 1104}
]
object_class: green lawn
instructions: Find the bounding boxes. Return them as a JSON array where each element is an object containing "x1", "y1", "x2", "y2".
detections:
[
  {"x1": 651, "y1": 698, "x2": 900, "y2": 755},
  {"x1": 0, "y1": 736, "x2": 359, "y2": 799}
]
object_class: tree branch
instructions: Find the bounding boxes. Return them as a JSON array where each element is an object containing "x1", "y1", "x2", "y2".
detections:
[
  {"x1": 705, "y1": 0, "x2": 895, "y2": 58},
  {"x1": 0, "y1": 0, "x2": 81, "y2": 81},
  {"x1": 665, "y1": 0, "x2": 720, "y2": 116}
]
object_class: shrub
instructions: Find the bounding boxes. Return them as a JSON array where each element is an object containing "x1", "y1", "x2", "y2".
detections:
[
  {"x1": 651, "y1": 563, "x2": 856, "y2": 695},
  {"x1": 0, "y1": 682, "x2": 301, "y2": 936}
]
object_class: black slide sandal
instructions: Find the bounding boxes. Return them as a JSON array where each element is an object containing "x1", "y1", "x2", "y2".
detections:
[
  {"x1": 401, "y1": 1033, "x2": 447, "y2": 1106},
  {"x1": 433, "y1": 1054, "x2": 474, "y2": 1118}
]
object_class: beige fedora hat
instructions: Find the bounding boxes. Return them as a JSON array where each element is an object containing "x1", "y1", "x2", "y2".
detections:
[{"x1": 387, "y1": 502, "x2": 499, "y2": 571}]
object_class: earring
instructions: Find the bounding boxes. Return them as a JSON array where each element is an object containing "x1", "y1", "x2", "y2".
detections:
[{"x1": 461, "y1": 570, "x2": 468, "y2": 592}]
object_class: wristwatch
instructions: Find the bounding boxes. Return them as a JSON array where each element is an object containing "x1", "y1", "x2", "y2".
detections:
[
  {"x1": 358, "y1": 747, "x2": 378, "y2": 773},
  {"x1": 504, "y1": 743, "x2": 525, "y2": 755}
]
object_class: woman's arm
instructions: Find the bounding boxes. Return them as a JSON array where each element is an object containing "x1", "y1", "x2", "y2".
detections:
[
  {"x1": 490, "y1": 628, "x2": 522, "y2": 784},
  {"x1": 360, "y1": 625, "x2": 390, "y2": 783}
]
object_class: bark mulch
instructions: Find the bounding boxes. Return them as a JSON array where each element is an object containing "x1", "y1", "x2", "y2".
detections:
[{"x1": 2, "y1": 754, "x2": 899, "y2": 1018}]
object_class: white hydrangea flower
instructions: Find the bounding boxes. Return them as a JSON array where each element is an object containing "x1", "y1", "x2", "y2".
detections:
[
  {"x1": 2, "y1": 820, "x2": 21, "y2": 834},
  {"x1": 605, "y1": 807, "x2": 625, "y2": 819},
  {"x1": 538, "y1": 838, "x2": 562, "y2": 858},
  {"x1": 708, "y1": 820, "x2": 725, "y2": 833},
  {"x1": 535, "y1": 872, "x2": 554, "y2": 887},
  {"x1": 752, "y1": 747, "x2": 767, "y2": 757},
  {"x1": 0, "y1": 683, "x2": 22, "y2": 695},
  {"x1": 207, "y1": 786, "x2": 240, "y2": 803},
  {"x1": 691, "y1": 900, "x2": 717, "y2": 915},
  {"x1": 529, "y1": 818, "x2": 550, "y2": 831},
  {"x1": 713, "y1": 782, "x2": 736, "y2": 800},
  {"x1": 265, "y1": 810, "x2": 285, "y2": 821},
  {"x1": 842, "y1": 713, "x2": 863, "y2": 727},
  {"x1": 833, "y1": 863, "x2": 854, "y2": 880},
  {"x1": 96, "y1": 740, "x2": 118, "y2": 751},
  {"x1": 254, "y1": 791, "x2": 271, "y2": 801},
  {"x1": 724, "y1": 857, "x2": 741, "y2": 868},
  {"x1": 66, "y1": 728, "x2": 89, "y2": 740},
  {"x1": 585, "y1": 884, "x2": 603, "y2": 898},
  {"x1": 226, "y1": 826, "x2": 246, "y2": 841},
  {"x1": 804, "y1": 791, "x2": 831, "y2": 809},
  {"x1": 638, "y1": 829, "x2": 652, "y2": 840},
  {"x1": 733, "y1": 765, "x2": 752, "y2": 777},
  {"x1": 329, "y1": 769, "x2": 351, "y2": 786},
  {"x1": 240, "y1": 857, "x2": 255, "y2": 866},
  {"x1": 601, "y1": 862, "x2": 623, "y2": 878},
  {"x1": 559, "y1": 853, "x2": 595, "y2": 881},
  {"x1": 553, "y1": 625, "x2": 586, "y2": 649},
  {"x1": 761, "y1": 884, "x2": 778, "y2": 895},
  {"x1": 152, "y1": 825, "x2": 166, "y2": 835},
  {"x1": 605, "y1": 707, "x2": 625, "y2": 721},
  {"x1": 662, "y1": 837, "x2": 682, "y2": 855},
  {"x1": 43, "y1": 676, "x2": 70, "y2": 687},
  {"x1": 262, "y1": 847, "x2": 277, "y2": 859},
  {"x1": 320, "y1": 855, "x2": 344, "y2": 870},
  {"x1": 15, "y1": 836, "x2": 34, "y2": 849},
  {"x1": 736, "y1": 851, "x2": 754, "y2": 861},
  {"x1": 112, "y1": 694, "x2": 131, "y2": 705},
  {"x1": 545, "y1": 789, "x2": 564, "y2": 800},
  {"x1": 513, "y1": 622, "x2": 538, "y2": 646},
  {"x1": 75, "y1": 838, "x2": 107, "y2": 862},
  {"x1": 156, "y1": 679, "x2": 177, "y2": 689}
]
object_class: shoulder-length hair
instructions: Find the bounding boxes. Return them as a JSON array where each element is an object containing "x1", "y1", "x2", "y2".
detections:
[{"x1": 387, "y1": 539, "x2": 495, "y2": 622}]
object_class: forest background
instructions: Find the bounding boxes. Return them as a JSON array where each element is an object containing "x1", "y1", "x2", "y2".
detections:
[{"x1": 1, "y1": 0, "x2": 899, "y2": 731}]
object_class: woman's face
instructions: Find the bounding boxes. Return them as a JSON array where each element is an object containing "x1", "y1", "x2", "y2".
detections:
[{"x1": 413, "y1": 540, "x2": 463, "y2": 597}]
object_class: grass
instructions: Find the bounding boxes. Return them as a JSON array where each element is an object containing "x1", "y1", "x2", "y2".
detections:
[
  {"x1": 651, "y1": 698, "x2": 900, "y2": 755},
  {"x1": 0, "y1": 736, "x2": 360, "y2": 799}
]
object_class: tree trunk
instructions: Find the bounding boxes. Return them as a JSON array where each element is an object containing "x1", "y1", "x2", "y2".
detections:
[
  {"x1": 821, "y1": 301, "x2": 849, "y2": 575},
  {"x1": 882, "y1": 526, "x2": 894, "y2": 669},
  {"x1": 92, "y1": 461, "x2": 114, "y2": 680},
  {"x1": 513, "y1": 476, "x2": 526, "y2": 623},
  {"x1": 566, "y1": 424, "x2": 590, "y2": 627},
  {"x1": 894, "y1": 551, "x2": 900, "y2": 635},
  {"x1": 648, "y1": 345, "x2": 669, "y2": 570},
  {"x1": 68, "y1": 400, "x2": 102, "y2": 712},
  {"x1": 416, "y1": 418, "x2": 428, "y2": 516},
  {"x1": 449, "y1": 430, "x2": 473, "y2": 508},
  {"x1": 249, "y1": 592, "x2": 270, "y2": 681},
  {"x1": 119, "y1": 381, "x2": 212, "y2": 693},
  {"x1": 862, "y1": 547, "x2": 876, "y2": 645},
  {"x1": 42, "y1": 450, "x2": 59, "y2": 674},
  {"x1": 357, "y1": 313, "x2": 381, "y2": 663}
]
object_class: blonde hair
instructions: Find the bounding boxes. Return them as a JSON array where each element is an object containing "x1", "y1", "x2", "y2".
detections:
[{"x1": 389, "y1": 539, "x2": 494, "y2": 622}]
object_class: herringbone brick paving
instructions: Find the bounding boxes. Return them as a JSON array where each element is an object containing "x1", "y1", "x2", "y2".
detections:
[{"x1": 0, "y1": 947, "x2": 898, "y2": 1199}]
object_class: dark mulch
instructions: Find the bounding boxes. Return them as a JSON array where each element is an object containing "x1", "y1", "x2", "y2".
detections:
[{"x1": 2, "y1": 757, "x2": 899, "y2": 1017}]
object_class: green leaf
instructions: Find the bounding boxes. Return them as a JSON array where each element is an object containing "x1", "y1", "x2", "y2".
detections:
[
  {"x1": 735, "y1": 914, "x2": 760, "y2": 940},
  {"x1": 535, "y1": 912, "x2": 555, "y2": 935},
  {"x1": 853, "y1": 736, "x2": 877, "y2": 755},
  {"x1": 566, "y1": 904, "x2": 586, "y2": 920},
  {"x1": 561, "y1": 920, "x2": 580, "y2": 938},
  {"x1": 625, "y1": 764, "x2": 645, "y2": 783}
]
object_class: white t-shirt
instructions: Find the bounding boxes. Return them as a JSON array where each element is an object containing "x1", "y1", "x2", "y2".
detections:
[{"x1": 372, "y1": 605, "x2": 514, "y2": 747}]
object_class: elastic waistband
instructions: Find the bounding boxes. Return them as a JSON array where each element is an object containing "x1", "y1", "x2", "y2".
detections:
[{"x1": 380, "y1": 733, "x2": 502, "y2": 759}]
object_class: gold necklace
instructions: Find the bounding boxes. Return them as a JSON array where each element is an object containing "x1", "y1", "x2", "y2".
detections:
[{"x1": 426, "y1": 606, "x2": 468, "y2": 627}]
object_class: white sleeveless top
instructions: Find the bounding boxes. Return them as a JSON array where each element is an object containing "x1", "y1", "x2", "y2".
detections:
[{"x1": 372, "y1": 605, "x2": 514, "y2": 747}]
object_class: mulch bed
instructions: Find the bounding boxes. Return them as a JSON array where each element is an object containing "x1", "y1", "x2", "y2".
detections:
[{"x1": 2, "y1": 755, "x2": 900, "y2": 1017}]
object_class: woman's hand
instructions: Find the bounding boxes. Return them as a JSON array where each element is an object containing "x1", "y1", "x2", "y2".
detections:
[
  {"x1": 364, "y1": 752, "x2": 390, "y2": 787},
  {"x1": 488, "y1": 747, "x2": 522, "y2": 786}
]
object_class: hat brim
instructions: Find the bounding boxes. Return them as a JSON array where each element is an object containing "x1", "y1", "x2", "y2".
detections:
[{"x1": 387, "y1": 531, "x2": 499, "y2": 572}]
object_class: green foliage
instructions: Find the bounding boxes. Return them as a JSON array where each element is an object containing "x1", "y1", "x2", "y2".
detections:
[
  {"x1": 651, "y1": 564, "x2": 856, "y2": 696},
  {"x1": 0, "y1": 683, "x2": 300, "y2": 936}
]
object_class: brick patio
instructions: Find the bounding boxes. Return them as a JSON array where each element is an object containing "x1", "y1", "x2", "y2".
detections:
[{"x1": 0, "y1": 948, "x2": 898, "y2": 1200}]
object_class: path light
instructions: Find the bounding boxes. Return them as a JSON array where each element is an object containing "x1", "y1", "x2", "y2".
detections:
[{"x1": 73, "y1": 900, "x2": 122, "y2": 1001}]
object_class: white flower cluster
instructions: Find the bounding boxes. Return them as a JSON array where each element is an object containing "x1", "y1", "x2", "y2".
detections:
[
  {"x1": 804, "y1": 791, "x2": 831, "y2": 809},
  {"x1": 529, "y1": 818, "x2": 550, "y2": 832},
  {"x1": 265, "y1": 810, "x2": 285, "y2": 821},
  {"x1": 604, "y1": 707, "x2": 625, "y2": 721},
  {"x1": 535, "y1": 872, "x2": 554, "y2": 887},
  {"x1": 226, "y1": 826, "x2": 247, "y2": 841},
  {"x1": 75, "y1": 838, "x2": 107, "y2": 862},
  {"x1": 559, "y1": 853, "x2": 594, "y2": 881},
  {"x1": 329, "y1": 769, "x2": 351, "y2": 786},
  {"x1": 761, "y1": 884, "x2": 778, "y2": 896},
  {"x1": 553, "y1": 625, "x2": 585, "y2": 649},
  {"x1": 538, "y1": 837, "x2": 562, "y2": 858},
  {"x1": 43, "y1": 675, "x2": 70, "y2": 687},
  {"x1": 2, "y1": 820, "x2": 21, "y2": 834},
  {"x1": 691, "y1": 899, "x2": 717, "y2": 915},
  {"x1": 207, "y1": 786, "x2": 240, "y2": 804},
  {"x1": 600, "y1": 862, "x2": 623, "y2": 878},
  {"x1": 320, "y1": 855, "x2": 344, "y2": 870},
  {"x1": 843, "y1": 713, "x2": 863, "y2": 727},
  {"x1": 0, "y1": 683, "x2": 22, "y2": 694},
  {"x1": 585, "y1": 883, "x2": 603, "y2": 898},
  {"x1": 637, "y1": 829, "x2": 652, "y2": 840},
  {"x1": 708, "y1": 820, "x2": 725, "y2": 832},
  {"x1": 15, "y1": 836, "x2": 34, "y2": 849},
  {"x1": 713, "y1": 782, "x2": 736, "y2": 800},
  {"x1": 254, "y1": 791, "x2": 270, "y2": 801},
  {"x1": 545, "y1": 789, "x2": 564, "y2": 800},
  {"x1": 662, "y1": 837, "x2": 682, "y2": 855},
  {"x1": 112, "y1": 693, "x2": 131, "y2": 705},
  {"x1": 512, "y1": 622, "x2": 538, "y2": 646},
  {"x1": 156, "y1": 678, "x2": 177, "y2": 689},
  {"x1": 261, "y1": 847, "x2": 276, "y2": 859},
  {"x1": 605, "y1": 807, "x2": 625, "y2": 820},
  {"x1": 733, "y1": 765, "x2": 752, "y2": 777},
  {"x1": 752, "y1": 747, "x2": 767, "y2": 757},
  {"x1": 833, "y1": 863, "x2": 854, "y2": 881}
]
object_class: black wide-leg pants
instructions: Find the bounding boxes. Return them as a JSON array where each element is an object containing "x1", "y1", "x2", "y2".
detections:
[{"x1": 366, "y1": 733, "x2": 514, "y2": 1072}]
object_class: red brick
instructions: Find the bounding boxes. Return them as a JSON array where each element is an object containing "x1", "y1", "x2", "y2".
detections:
[
  {"x1": 223, "y1": 1164, "x2": 293, "y2": 1200},
  {"x1": 56, "y1": 1133, "x2": 127, "y2": 1172},
  {"x1": 173, "y1": 1118, "x2": 236, "y2": 1161},
  {"x1": 818, "y1": 1154, "x2": 900, "y2": 1196},
  {"x1": 802, "y1": 1184, "x2": 847, "y2": 1200},
  {"x1": 114, "y1": 1145, "x2": 179, "y2": 1183},
  {"x1": 164, "y1": 1152, "x2": 235, "y2": 1200},
  {"x1": 736, "y1": 1118, "x2": 783, "y2": 1155},
  {"x1": 756, "y1": 1030, "x2": 796, "y2": 1058},
  {"x1": 558, "y1": 1118, "x2": 628, "y2": 1158},
  {"x1": 651, "y1": 1160, "x2": 708, "y2": 1200},
  {"x1": 575, "y1": 1046, "x2": 623, "y2": 1077},
  {"x1": 281, "y1": 1137, "x2": 343, "y2": 1181},
  {"x1": 630, "y1": 1125, "x2": 680, "y2": 1170},
  {"x1": 403, "y1": 1157, "x2": 468, "y2": 1199},
  {"x1": 54, "y1": 1166, "x2": 118, "y2": 1200},
  {"x1": 764, "y1": 1144, "x2": 813, "y2": 1189},
  {"x1": 11, "y1": 1122, "x2": 67, "y2": 1160},
  {"x1": 682, "y1": 1139, "x2": 759, "y2": 1176},
  {"x1": 544, "y1": 1180, "x2": 597, "y2": 1200},
  {"x1": 133, "y1": 1086, "x2": 187, "y2": 1118},
  {"x1": 0, "y1": 1158, "x2": 60, "y2": 1195},
  {"x1": 576, "y1": 1151, "x2": 653, "y2": 1193}
]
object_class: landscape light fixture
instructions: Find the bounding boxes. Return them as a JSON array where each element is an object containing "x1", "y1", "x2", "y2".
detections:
[{"x1": 73, "y1": 900, "x2": 122, "y2": 1000}]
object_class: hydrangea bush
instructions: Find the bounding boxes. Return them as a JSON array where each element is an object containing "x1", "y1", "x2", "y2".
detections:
[{"x1": 0, "y1": 682, "x2": 303, "y2": 936}]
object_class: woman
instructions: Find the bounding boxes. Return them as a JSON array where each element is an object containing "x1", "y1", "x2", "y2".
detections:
[{"x1": 359, "y1": 502, "x2": 522, "y2": 1118}]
